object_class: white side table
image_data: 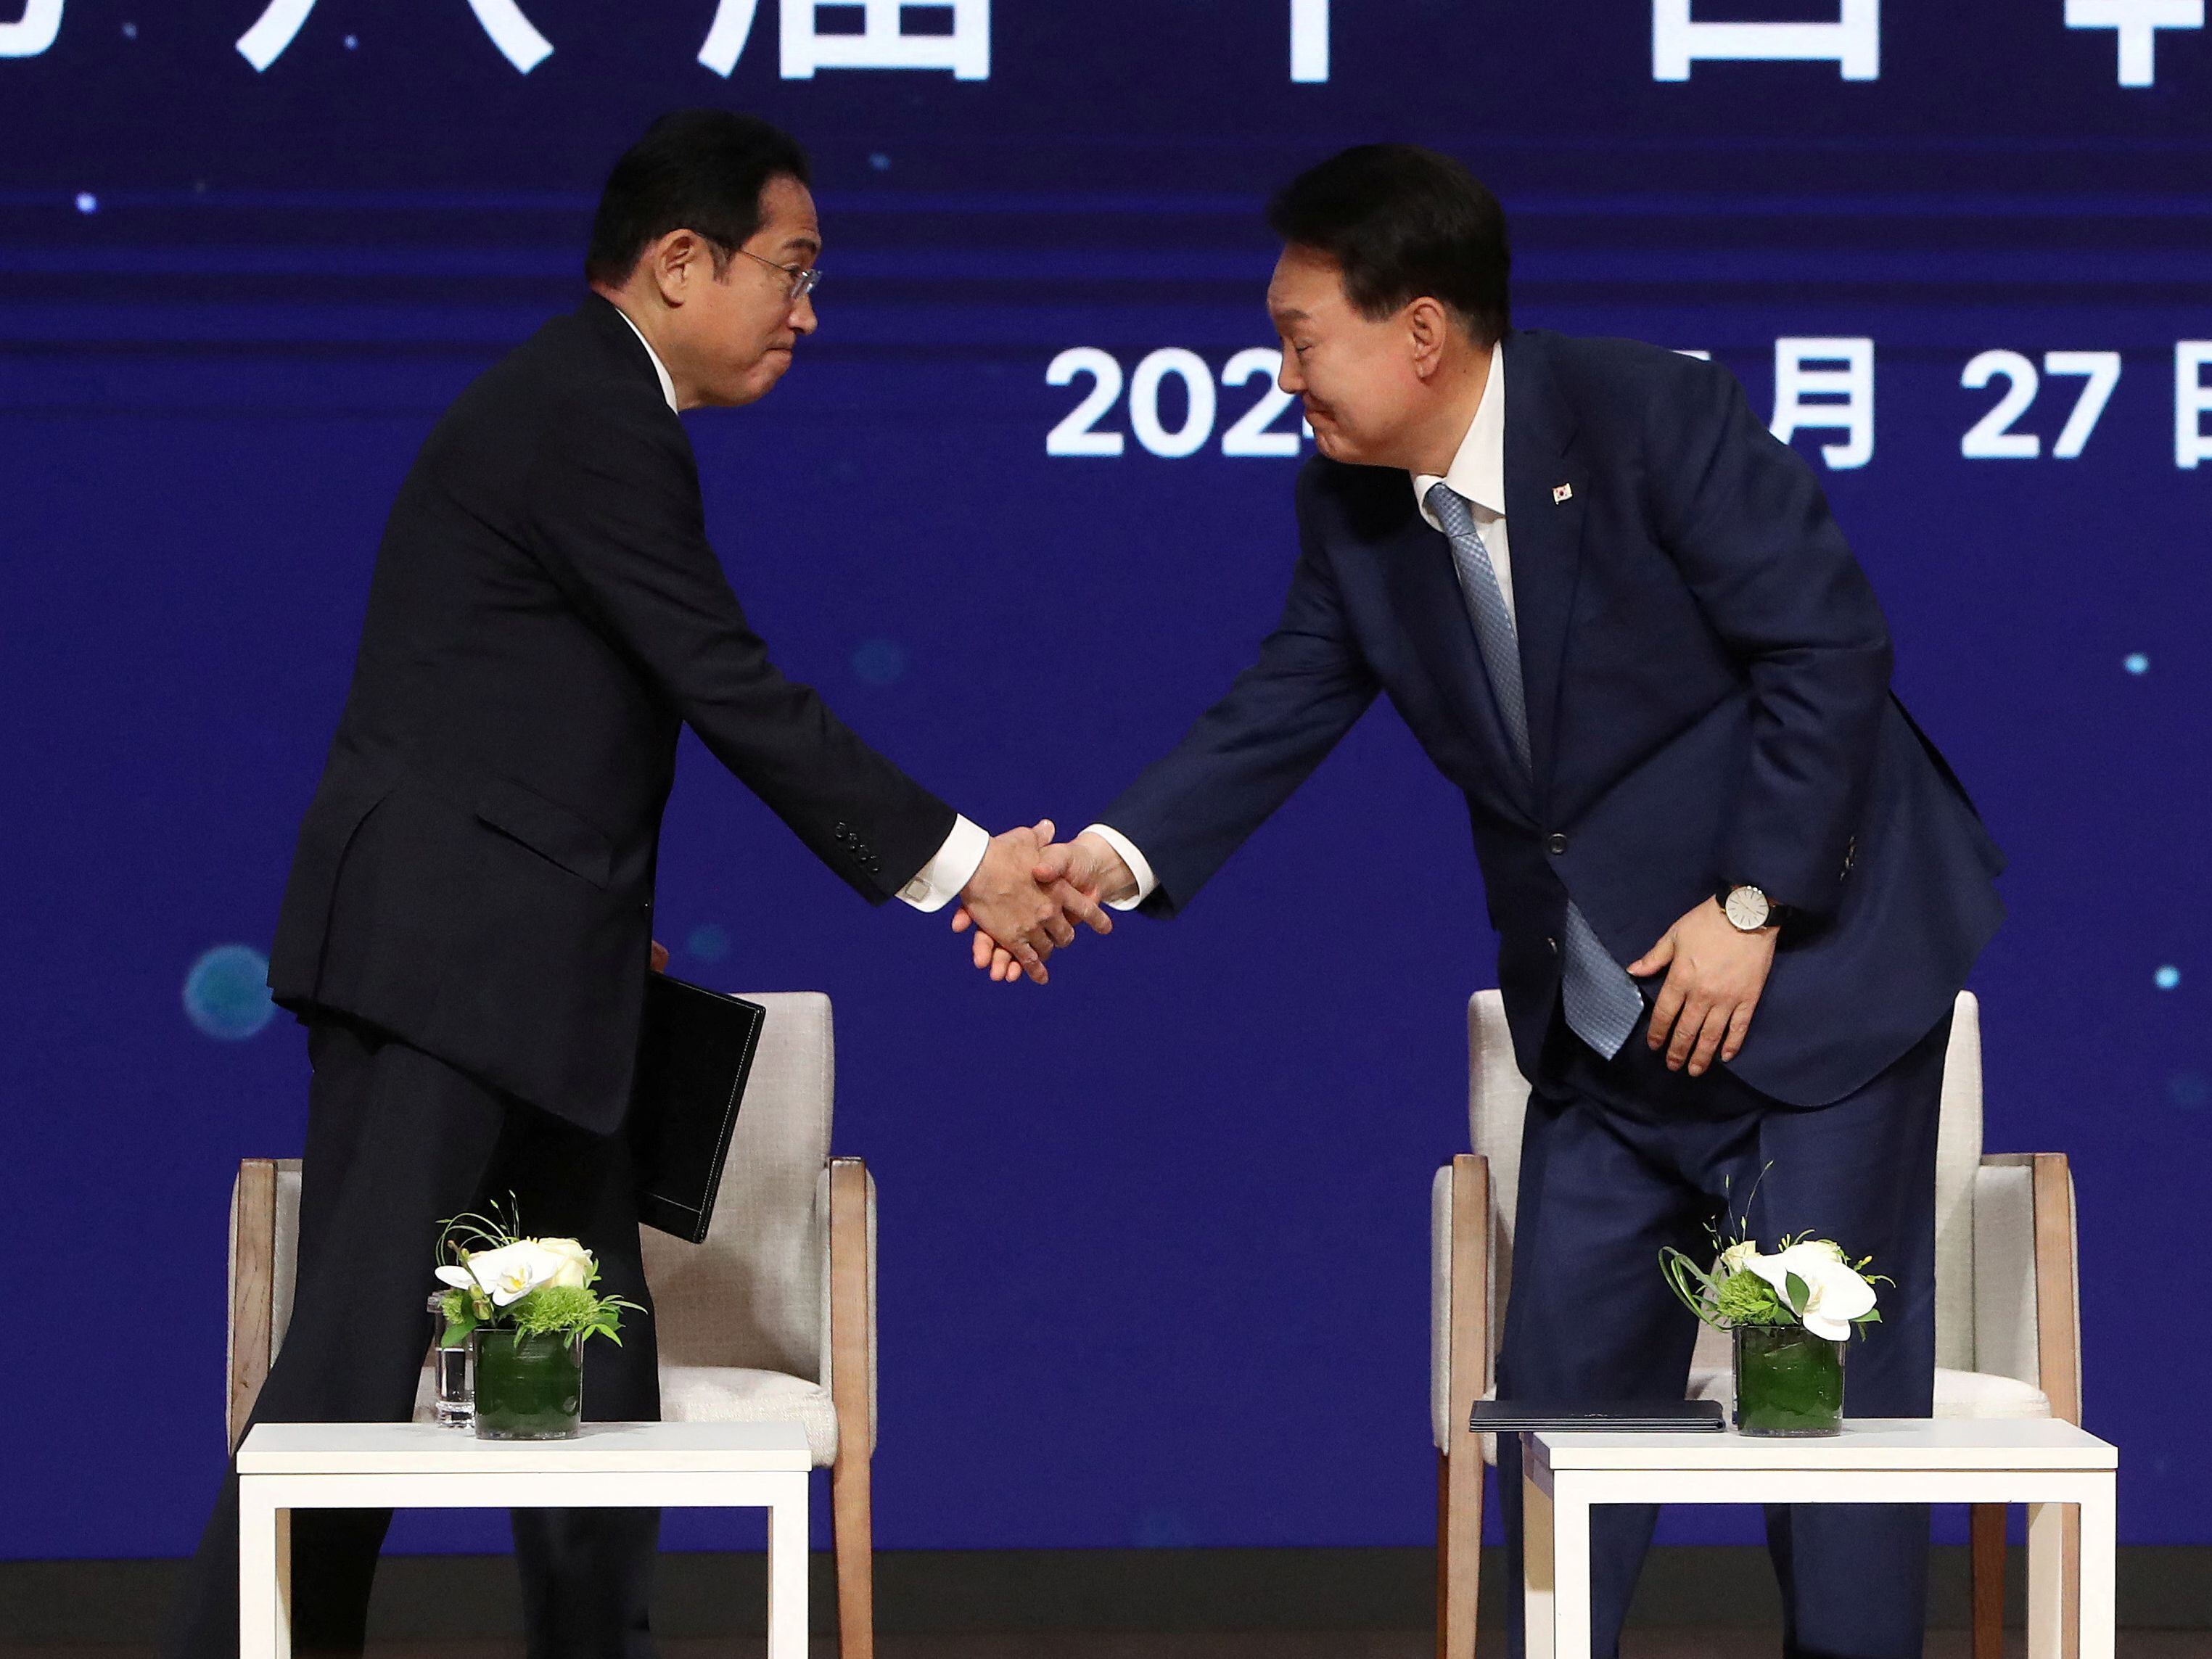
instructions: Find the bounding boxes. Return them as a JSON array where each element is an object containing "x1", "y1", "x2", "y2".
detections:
[
  {"x1": 1520, "y1": 1417, "x2": 2117, "y2": 1659},
  {"x1": 237, "y1": 1420, "x2": 811, "y2": 1659}
]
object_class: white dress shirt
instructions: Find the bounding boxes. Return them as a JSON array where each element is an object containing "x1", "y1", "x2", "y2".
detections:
[
  {"x1": 1411, "y1": 348, "x2": 1514, "y2": 626},
  {"x1": 610, "y1": 302, "x2": 987, "y2": 910},
  {"x1": 1089, "y1": 353, "x2": 1510, "y2": 909}
]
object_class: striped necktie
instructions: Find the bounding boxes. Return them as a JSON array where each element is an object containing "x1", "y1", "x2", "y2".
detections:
[{"x1": 1426, "y1": 481, "x2": 1646, "y2": 1058}]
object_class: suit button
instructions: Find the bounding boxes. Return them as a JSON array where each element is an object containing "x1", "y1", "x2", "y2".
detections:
[
  {"x1": 834, "y1": 821, "x2": 850, "y2": 839},
  {"x1": 1546, "y1": 832, "x2": 1569, "y2": 855}
]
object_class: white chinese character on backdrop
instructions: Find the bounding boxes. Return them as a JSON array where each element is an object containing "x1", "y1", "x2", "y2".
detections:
[
  {"x1": 697, "y1": 0, "x2": 761, "y2": 75},
  {"x1": 0, "y1": 0, "x2": 63, "y2": 57},
  {"x1": 2176, "y1": 342, "x2": 2212, "y2": 469},
  {"x1": 1653, "y1": 0, "x2": 1879, "y2": 80},
  {"x1": 778, "y1": 0, "x2": 988, "y2": 80},
  {"x1": 1772, "y1": 339, "x2": 1875, "y2": 470},
  {"x1": 1291, "y1": 0, "x2": 1328, "y2": 81},
  {"x1": 2066, "y1": 0, "x2": 2203, "y2": 86},
  {"x1": 236, "y1": 0, "x2": 553, "y2": 73}
]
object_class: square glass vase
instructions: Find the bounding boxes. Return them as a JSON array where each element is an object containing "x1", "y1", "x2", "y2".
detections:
[
  {"x1": 1732, "y1": 1322, "x2": 1844, "y2": 1436},
  {"x1": 472, "y1": 1329, "x2": 585, "y2": 1440}
]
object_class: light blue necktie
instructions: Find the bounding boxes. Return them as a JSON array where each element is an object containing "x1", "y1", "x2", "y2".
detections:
[{"x1": 1426, "y1": 482, "x2": 1646, "y2": 1059}]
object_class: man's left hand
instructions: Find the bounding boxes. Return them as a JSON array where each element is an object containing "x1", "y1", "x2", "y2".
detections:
[{"x1": 1628, "y1": 900, "x2": 1777, "y2": 1077}]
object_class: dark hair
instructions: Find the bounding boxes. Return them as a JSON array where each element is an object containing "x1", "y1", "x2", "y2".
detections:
[
  {"x1": 585, "y1": 110, "x2": 812, "y2": 287},
  {"x1": 1266, "y1": 144, "x2": 1510, "y2": 346}
]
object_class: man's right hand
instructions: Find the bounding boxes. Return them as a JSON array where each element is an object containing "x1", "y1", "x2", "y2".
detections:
[
  {"x1": 958, "y1": 829, "x2": 1137, "y2": 984},
  {"x1": 953, "y1": 820, "x2": 1113, "y2": 984}
]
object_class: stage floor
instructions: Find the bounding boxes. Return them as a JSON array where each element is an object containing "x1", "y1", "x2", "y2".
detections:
[{"x1": 7, "y1": 1637, "x2": 2210, "y2": 1658}]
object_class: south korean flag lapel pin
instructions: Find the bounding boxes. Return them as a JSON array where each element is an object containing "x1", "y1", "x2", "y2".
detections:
[{"x1": 1553, "y1": 482, "x2": 1574, "y2": 505}]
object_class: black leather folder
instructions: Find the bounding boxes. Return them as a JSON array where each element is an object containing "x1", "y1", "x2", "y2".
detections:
[
  {"x1": 1471, "y1": 1399, "x2": 1725, "y2": 1433},
  {"x1": 625, "y1": 973, "x2": 767, "y2": 1243}
]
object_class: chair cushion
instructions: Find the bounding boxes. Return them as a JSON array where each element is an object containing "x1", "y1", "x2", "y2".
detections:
[
  {"x1": 411, "y1": 1363, "x2": 838, "y2": 1465},
  {"x1": 1932, "y1": 1368, "x2": 2053, "y2": 1419},
  {"x1": 1686, "y1": 1364, "x2": 2051, "y2": 1420},
  {"x1": 659, "y1": 1366, "x2": 839, "y2": 1465}
]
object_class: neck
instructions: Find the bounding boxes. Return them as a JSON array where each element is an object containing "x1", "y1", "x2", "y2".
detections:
[
  {"x1": 1400, "y1": 343, "x2": 1494, "y2": 477},
  {"x1": 594, "y1": 284, "x2": 695, "y2": 409}
]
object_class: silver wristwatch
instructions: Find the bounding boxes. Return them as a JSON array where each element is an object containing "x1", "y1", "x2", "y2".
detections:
[{"x1": 1720, "y1": 884, "x2": 1778, "y2": 933}]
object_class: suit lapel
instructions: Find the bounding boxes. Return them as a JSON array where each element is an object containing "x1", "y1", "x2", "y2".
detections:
[{"x1": 1500, "y1": 332, "x2": 1587, "y2": 802}]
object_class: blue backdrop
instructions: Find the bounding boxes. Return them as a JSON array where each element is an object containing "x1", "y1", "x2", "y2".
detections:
[{"x1": 2, "y1": 0, "x2": 2207, "y2": 1563}]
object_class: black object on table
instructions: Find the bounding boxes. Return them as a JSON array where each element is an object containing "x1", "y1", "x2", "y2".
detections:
[{"x1": 1471, "y1": 1399, "x2": 1727, "y2": 1433}]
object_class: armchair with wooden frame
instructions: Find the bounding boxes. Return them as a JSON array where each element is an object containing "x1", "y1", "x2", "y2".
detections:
[
  {"x1": 226, "y1": 992, "x2": 886, "y2": 1658},
  {"x1": 1431, "y1": 989, "x2": 2084, "y2": 1659}
]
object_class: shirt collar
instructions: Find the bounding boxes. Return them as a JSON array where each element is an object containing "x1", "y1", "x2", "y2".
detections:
[
  {"x1": 1412, "y1": 348, "x2": 1506, "y2": 527},
  {"x1": 609, "y1": 302, "x2": 679, "y2": 413}
]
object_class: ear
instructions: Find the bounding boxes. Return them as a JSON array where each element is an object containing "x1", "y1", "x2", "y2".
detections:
[
  {"x1": 1405, "y1": 297, "x2": 1451, "y2": 382},
  {"x1": 646, "y1": 231, "x2": 709, "y2": 309}
]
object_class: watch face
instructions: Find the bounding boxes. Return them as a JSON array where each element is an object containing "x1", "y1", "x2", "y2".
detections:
[{"x1": 1724, "y1": 886, "x2": 1772, "y2": 931}]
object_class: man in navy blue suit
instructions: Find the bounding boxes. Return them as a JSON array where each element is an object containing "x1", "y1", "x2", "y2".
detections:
[{"x1": 979, "y1": 146, "x2": 2005, "y2": 1657}]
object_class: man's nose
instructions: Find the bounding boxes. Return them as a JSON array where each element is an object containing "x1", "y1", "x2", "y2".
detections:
[{"x1": 788, "y1": 294, "x2": 818, "y2": 335}]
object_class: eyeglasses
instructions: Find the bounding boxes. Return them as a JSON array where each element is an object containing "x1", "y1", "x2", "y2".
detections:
[{"x1": 733, "y1": 245, "x2": 821, "y2": 302}]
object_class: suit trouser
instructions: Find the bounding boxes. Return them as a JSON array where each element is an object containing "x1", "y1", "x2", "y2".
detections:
[
  {"x1": 159, "y1": 1016, "x2": 663, "y2": 1659},
  {"x1": 1497, "y1": 1006, "x2": 1950, "y2": 1659}
]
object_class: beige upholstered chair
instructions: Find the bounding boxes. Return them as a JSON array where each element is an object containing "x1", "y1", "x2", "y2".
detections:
[
  {"x1": 227, "y1": 992, "x2": 882, "y2": 1656},
  {"x1": 1431, "y1": 989, "x2": 2083, "y2": 1659}
]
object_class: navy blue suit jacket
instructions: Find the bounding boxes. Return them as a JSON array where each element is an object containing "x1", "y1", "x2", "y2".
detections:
[{"x1": 1103, "y1": 329, "x2": 2004, "y2": 1108}]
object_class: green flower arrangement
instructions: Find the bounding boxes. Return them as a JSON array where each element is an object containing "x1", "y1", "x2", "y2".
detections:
[
  {"x1": 432, "y1": 1203, "x2": 641, "y2": 1347},
  {"x1": 1661, "y1": 1224, "x2": 1886, "y2": 1341}
]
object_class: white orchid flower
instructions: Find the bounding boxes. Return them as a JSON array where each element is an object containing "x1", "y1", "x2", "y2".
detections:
[
  {"x1": 434, "y1": 1264, "x2": 475, "y2": 1290},
  {"x1": 531, "y1": 1237, "x2": 595, "y2": 1291},
  {"x1": 461, "y1": 1240, "x2": 570, "y2": 1306},
  {"x1": 1746, "y1": 1241, "x2": 1878, "y2": 1341}
]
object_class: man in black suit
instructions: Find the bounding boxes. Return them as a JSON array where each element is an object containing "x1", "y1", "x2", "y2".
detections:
[
  {"x1": 992, "y1": 147, "x2": 2005, "y2": 1657},
  {"x1": 161, "y1": 111, "x2": 1102, "y2": 1659}
]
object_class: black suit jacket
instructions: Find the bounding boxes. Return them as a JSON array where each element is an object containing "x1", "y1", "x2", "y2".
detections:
[
  {"x1": 1103, "y1": 330, "x2": 2005, "y2": 1107},
  {"x1": 269, "y1": 295, "x2": 955, "y2": 1132}
]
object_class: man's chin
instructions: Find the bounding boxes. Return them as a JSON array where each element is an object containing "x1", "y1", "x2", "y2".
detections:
[
  {"x1": 1311, "y1": 427, "x2": 1366, "y2": 464},
  {"x1": 744, "y1": 352, "x2": 793, "y2": 398},
  {"x1": 712, "y1": 356, "x2": 792, "y2": 408}
]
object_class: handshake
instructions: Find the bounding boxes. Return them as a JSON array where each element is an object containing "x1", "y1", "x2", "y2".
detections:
[{"x1": 950, "y1": 821, "x2": 1139, "y2": 986}]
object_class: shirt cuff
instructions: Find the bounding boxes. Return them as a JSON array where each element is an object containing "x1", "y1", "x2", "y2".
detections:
[
  {"x1": 1082, "y1": 823, "x2": 1157, "y2": 910},
  {"x1": 897, "y1": 815, "x2": 989, "y2": 913}
]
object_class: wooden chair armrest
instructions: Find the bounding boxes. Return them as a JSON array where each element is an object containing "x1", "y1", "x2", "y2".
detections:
[
  {"x1": 828, "y1": 1156, "x2": 875, "y2": 1466},
  {"x1": 828, "y1": 1156, "x2": 879, "y2": 1658},
  {"x1": 229, "y1": 1158, "x2": 279, "y2": 1452},
  {"x1": 1436, "y1": 1154, "x2": 1492, "y2": 1659},
  {"x1": 2031, "y1": 1152, "x2": 2082, "y2": 1425},
  {"x1": 1447, "y1": 1153, "x2": 1492, "y2": 1446}
]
